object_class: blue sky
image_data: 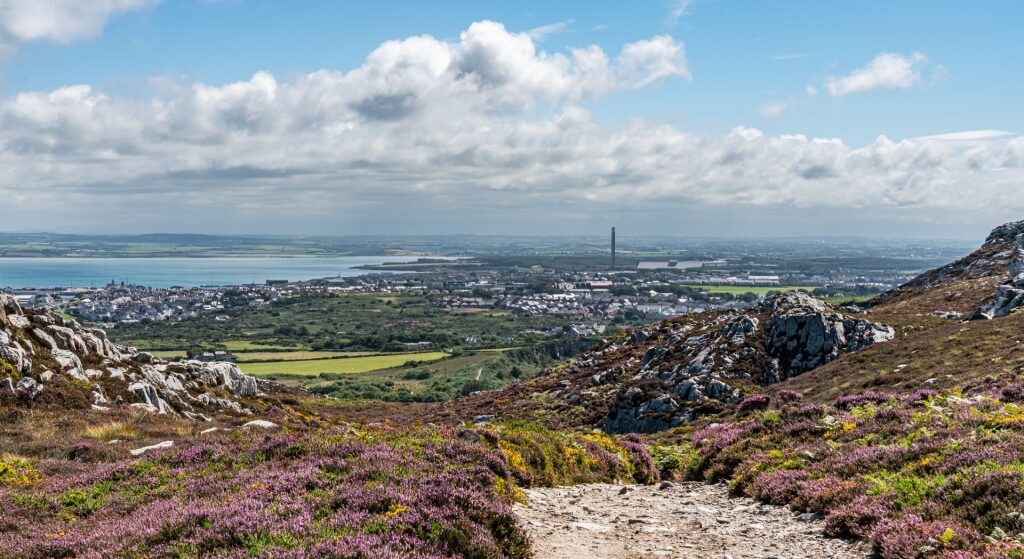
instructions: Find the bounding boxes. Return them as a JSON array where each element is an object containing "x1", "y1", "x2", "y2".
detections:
[
  {"x1": 0, "y1": 0, "x2": 1022, "y2": 238},
  {"x1": 7, "y1": 0, "x2": 1021, "y2": 144}
]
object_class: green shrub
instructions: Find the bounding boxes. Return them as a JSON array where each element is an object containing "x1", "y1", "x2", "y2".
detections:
[{"x1": 0, "y1": 360, "x2": 20, "y2": 382}]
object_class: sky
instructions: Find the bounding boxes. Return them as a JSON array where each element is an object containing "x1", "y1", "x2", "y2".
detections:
[{"x1": 0, "y1": 0, "x2": 1022, "y2": 239}]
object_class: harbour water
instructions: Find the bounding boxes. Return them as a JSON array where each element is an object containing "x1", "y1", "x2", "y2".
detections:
[{"x1": 0, "y1": 256, "x2": 423, "y2": 288}]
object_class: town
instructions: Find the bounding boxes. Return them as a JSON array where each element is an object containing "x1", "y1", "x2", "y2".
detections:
[{"x1": 4, "y1": 250, "x2": 925, "y2": 330}]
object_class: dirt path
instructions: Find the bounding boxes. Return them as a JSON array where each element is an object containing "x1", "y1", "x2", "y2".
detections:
[{"x1": 514, "y1": 482, "x2": 872, "y2": 559}]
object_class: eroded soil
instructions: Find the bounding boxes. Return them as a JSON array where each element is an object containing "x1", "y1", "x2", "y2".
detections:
[{"x1": 515, "y1": 482, "x2": 872, "y2": 559}]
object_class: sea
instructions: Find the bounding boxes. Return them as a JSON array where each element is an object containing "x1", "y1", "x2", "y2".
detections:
[{"x1": 0, "y1": 256, "x2": 427, "y2": 289}]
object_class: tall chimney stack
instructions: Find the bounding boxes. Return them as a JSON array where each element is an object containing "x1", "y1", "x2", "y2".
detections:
[{"x1": 611, "y1": 227, "x2": 616, "y2": 270}]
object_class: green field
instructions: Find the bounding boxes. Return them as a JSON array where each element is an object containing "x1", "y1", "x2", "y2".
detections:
[
  {"x1": 234, "y1": 351, "x2": 381, "y2": 363},
  {"x1": 111, "y1": 293, "x2": 567, "y2": 353},
  {"x1": 820, "y1": 294, "x2": 876, "y2": 304},
  {"x1": 150, "y1": 350, "x2": 187, "y2": 359},
  {"x1": 222, "y1": 340, "x2": 303, "y2": 352},
  {"x1": 302, "y1": 346, "x2": 558, "y2": 402},
  {"x1": 240, "y1": 351, "x2": 450, "y2": 377}
]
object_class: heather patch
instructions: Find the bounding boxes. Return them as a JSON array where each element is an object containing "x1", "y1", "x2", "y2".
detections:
[
  {"x1": 0, "y1": 423, "x2": 654, "y2": 558},
  {"x1": 654, "y1": 389, "x2": 1024, "y2": 558}
]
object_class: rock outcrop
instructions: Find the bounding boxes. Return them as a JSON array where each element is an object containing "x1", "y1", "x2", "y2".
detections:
[
  {"x1": 602, "y1": 292, "x2": 892, "y2": 433},
  {"x1": 0, "y1": 294, "x2": 263, "y2": 419},
  {"x1": 967, "y1": 220, "x2": 1024, "y2": 319},
  {"x1": 879, "y1": 219, "x2": 1024, "y2": 320},
  {"x1": 763, "y1": 291, "x2": 895, "y2": 381},
  {"x1": 435, "y1": 291, "x2": 894, "y2": 435}
]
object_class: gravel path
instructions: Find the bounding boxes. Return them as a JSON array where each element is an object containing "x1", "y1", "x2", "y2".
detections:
[{"x1": 514, "y1": 482, "x2": 873, "y2": 559}]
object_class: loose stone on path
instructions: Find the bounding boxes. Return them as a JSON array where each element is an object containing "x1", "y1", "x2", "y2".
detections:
[{"x1": 513, "y1": 482, "x2": 872, "y2": 559}]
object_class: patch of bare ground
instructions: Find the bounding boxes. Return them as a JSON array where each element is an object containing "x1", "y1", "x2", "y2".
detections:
[{"x1": 515, "y1": 482, "x2": 871, "y2": 559}]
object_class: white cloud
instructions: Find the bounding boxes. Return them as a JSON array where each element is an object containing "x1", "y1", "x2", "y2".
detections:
[
  {"x1": 805, "y1": 84, "x2": 818, "y2": 97},
  {"x1": 618, "y1": 34, "x2": 691, "y2": 84},
  {"x1": 0, "y1": 0, "x2": 159, "y2": 56},
  {"x1": 825, "y1": 52, "x2": 929, "y2": 96},
  {"x1": 527, "y1": 19, "x2": 573, "y2": 41},
  {"x1": 911, "y1": 130, "x2": 1016, "y2": 142},
  {"x1": 0, "y1": 21, "x2": 1020, "y2": 236},
  {"x1": 667, "y1": 0, "x2": 695, "y2": 24},
  {"x1": 759, "y1": 101, "x2": 788, "y2": 119},
  {"x1": 771, "y1": 53, "x2": 817, "y2": 61}
]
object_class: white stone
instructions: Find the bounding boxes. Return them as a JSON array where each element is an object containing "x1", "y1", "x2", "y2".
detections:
[
  {"x1": 129, "y1": 441, "x2": 174, "y2": 456},
  {"x1": 243, "y1": 419, "x2": 278, "y2": 430}
]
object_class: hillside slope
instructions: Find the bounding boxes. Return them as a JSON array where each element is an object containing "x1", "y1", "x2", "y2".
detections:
[
  {"x1": 1, "y1": 294, "x2": 271, "y2": 421},
  {"x1": 434, "y1": 220, "x2": 1024, "y2": 437},
  {"x1": 871, "y1": 218, "x2": 1024, "y2": 319},
  {"x1": 430, "y1": 291, "x2": 895, "y2": 432},
  {"x1": 0, "y1": 296, "x2": 662, "y2": 558},
  {"x1": 6, "y1": 220, "x2": 1024, "y2": 559}
]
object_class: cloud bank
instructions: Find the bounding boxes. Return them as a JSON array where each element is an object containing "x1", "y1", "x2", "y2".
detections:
[
  {"x1": 0, "y1": 0, "x2": 159, "y2": 56},
  {"x1": 0, "y1": 20, "x2": 1021, "y2": 236}
]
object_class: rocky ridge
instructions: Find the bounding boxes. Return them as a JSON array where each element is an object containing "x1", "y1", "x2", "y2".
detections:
[
  {"x1": 436, "y1": 291, "x2": 894, "y2": 434},
  {"x1": 0, "y1": 294, "x2": 263, "y2": 420},
  {"x1": 601, "y1": 291, "x2": 893, "y2": 432},
  {"x1": 970, "y1": 220, "x2": 1024, "y2": 319},
  {"x1": 876, "y1": 219, "x2": 1024, "y2": 320}
]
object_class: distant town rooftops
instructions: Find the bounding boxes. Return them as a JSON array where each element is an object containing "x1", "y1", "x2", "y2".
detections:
[{"x1": 636, "y1": 260, "x2": 726, "y2": 270}]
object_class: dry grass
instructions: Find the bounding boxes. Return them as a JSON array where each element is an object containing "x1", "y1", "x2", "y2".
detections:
[
  {"x1": 774, "y1": 310, "x2": 1024, "y2": 403},
  {"x1": 83, "y1": 421, "x2": 137, "y2": 441},
  {"x1": 240, "y1": 351, "x2": 450, "y2": 377},
  {"x1": 0, "y1": 405, "x2": 241, "y2": 475}
]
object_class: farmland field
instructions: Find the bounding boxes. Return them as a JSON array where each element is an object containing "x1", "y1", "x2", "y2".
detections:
[
  {"x1": 820, "y1": 294, "x2": 875, "y2": 304},
  {"x1": 149, "y1": 350, "x2": 187, "y2": 359},
  {"x1": 111, "y1": 293, "x2": 567, "y2": 352},
  {"x1": 240, "y1": 351, "x2": 449, "y2": 377},
  {"x1": 233, "y1": 351, "x2": 380, "y2": 362},
  {"x1": 221, "y1": 340, "x2": 303, "y2": 351}
]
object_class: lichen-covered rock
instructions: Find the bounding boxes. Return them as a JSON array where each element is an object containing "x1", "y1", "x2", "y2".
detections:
[
  {"x1": 15, "y1": 377, "x2": 42, "y2": 399},
  {"x1": 0, "y1": 294, "x2": 23, "y2": 329},
  {"x1": 0, "y1": 296, "x2": 265, "y2": 420},
  {"x1": 891, "y1": 219, "x2": 1024, "y2": 320},
  {"x1": 763, "y1": 291, "x2": 895, "y2": 379},
  {"x1": 190, "y1": 361, "x2": 260, "y2": 397},
  {"x1": 45, "y1": 325, "x2": 89, "y2": 354},
  {"x1": 604, "y1": 391, "x2": 687, "y2": 433},
  {"x1": 31, "y1": 328, "x2": 57, "y2": 351},
  {"x1": 970, "y1": 284, "x2": 1024, "y2": 320},
  {"x1": 129, "y1": 441, "x2": 174, "y2": 456},
  {"x1": 127, "y1": 381, "x2": 173, "y2": 414},
  {"x1": 0, "y1": 329, "x2": 31, "y2": 374},
  {"x1": 128, "y1": 381, "x2": 160, "y2": 407},
  {"x1": 51, "y1": 349, "x2": 83, "y2": 372},
  {"x1": 603, "y1": 292, "x2": 893, "y2": 434},
  {"x1": 969, "y1": 225, "x2": 1024, "y2": 318},
  {"x1": 132, "y1": 351, "x2": 157, "y2": 364}
]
